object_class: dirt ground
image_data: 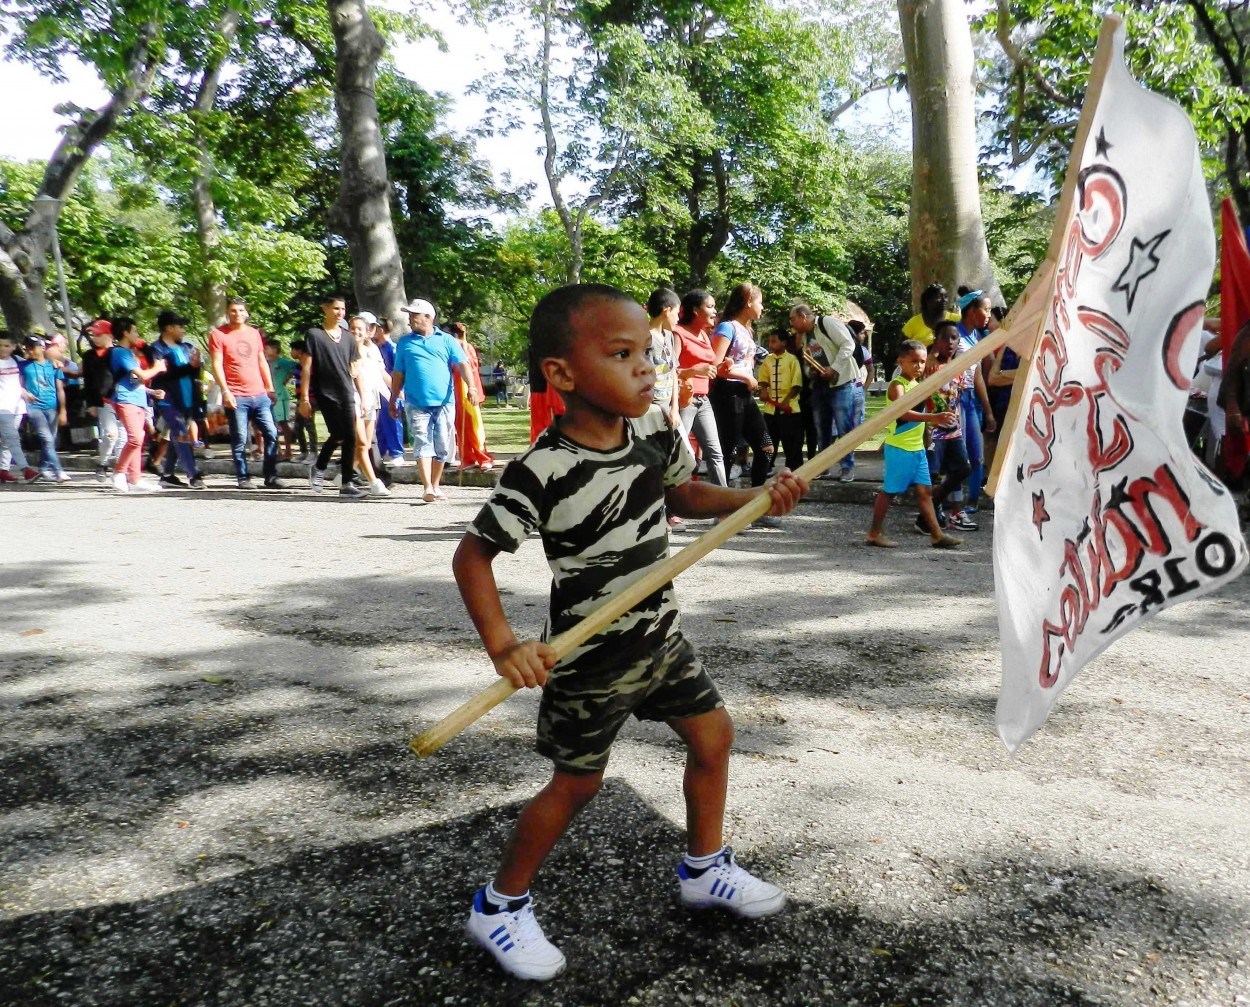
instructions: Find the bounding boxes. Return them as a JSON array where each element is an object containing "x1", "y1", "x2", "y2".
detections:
[{"x1": 1, "y1": 480, "x2": 1248, "y2": 1007}]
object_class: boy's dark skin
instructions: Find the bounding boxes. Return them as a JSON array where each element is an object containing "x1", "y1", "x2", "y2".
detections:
[
  {"x1": 452, "y1": 295, "x2": 806, "y2": 898},
  {"x1": 866, "y1": 344, "x2": 955, "y2": 548}
]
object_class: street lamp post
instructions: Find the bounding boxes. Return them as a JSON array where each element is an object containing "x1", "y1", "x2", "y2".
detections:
[{"x1": 32, "y1": 194, "x2": 76, "y2": 361}]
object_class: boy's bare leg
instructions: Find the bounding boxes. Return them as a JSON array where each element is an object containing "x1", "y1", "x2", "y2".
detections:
[
  {"x1": 866, "y1": 490, "x2": 891, "y2": 541},
  {"x1": 431, "y1": 459, "x2": 445, "y2": 490},
  {"x1": 417, "y1": 457, "x2": 433, "y2": 492},
  {"x1": 917, "y1": 486, "x2": 944, "y2": 541},
  {"x1": 494, "y1": 770, "x2": 604, "y2": 896},
  {"x1": 668, "y1": 708, "x2": 734, "y2": 856}
]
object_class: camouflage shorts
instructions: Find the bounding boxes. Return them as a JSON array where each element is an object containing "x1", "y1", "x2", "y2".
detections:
[{"x1": 535, "y1": 632, "x2": 723, "y2": 775}]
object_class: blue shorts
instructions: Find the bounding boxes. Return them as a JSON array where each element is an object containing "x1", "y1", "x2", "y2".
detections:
[{"x1": 882, "y1": 444, "x2": 931, "y2": 494}]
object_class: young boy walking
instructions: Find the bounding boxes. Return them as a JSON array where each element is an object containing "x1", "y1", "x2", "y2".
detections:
[
  {"x1": 453, "y1": 284, "x2": 807, "y2": 981},
  {"x1": 20, "y1": 335, "x2": 71, "y2": 482},
  {"x1": 866, "y1": 339, "x2": 961, "y2": 549}
]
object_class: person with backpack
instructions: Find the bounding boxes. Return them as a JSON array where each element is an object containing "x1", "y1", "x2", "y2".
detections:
[{"x1": 789, "y1": 304, "x2": 859, "y2": 482}]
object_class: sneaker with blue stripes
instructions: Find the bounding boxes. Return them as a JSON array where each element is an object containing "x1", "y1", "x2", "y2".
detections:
[
  {"x1": 677, "y1": 847, "x2": 787, "y2": 918},
  {"x1": 466, "y1": 887, "x2": 566, "y2": 981}
]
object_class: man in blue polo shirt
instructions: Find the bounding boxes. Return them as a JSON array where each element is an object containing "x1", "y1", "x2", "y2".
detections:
[{"x1": 389, "y1": 298, "x2": 479, "y2": 502}]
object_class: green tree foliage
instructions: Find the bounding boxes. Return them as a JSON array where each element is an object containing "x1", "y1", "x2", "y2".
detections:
[
  {"x1": 0, "y1": 158, "x2": 189, "y2": 325},
  {"x1": 977, "y1": 1, "x2": 1250, "y2": 198}
]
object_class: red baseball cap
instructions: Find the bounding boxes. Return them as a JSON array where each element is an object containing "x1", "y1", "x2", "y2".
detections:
[{"x1": 87, "y1": 319, "x2": 112, "y2": 336}]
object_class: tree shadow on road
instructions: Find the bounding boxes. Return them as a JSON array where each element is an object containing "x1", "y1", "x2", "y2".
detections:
[{"x1": 2, "y1": 778, "x2": 1244, "y2": 1007}]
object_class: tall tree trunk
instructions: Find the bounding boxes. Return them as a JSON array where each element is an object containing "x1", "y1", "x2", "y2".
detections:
[
  {"x1": 326, "y1": 0, "x2": 408, "y2": 322},
  {"x1": 897, "y1": 0, "x2": 1000, "y2": 308},
  {"x1": 189, "y1": 7, "x2": 241, "y2": 329},
  {"x1": 0, "y1": 24, "x2": 159, "y2": 336},
  {"x1": 538, "y1": 0, "x2": 582, "y2": 284},
  {"x1": 685, "y1": 152, "x2": 731, "y2": 288}
]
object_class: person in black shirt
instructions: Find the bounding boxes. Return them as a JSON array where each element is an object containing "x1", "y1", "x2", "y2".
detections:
[{"x1": 298, "y1": 294, "x2": 387, "y2": 498}]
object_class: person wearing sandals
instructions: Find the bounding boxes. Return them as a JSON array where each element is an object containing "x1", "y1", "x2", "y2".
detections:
[{"x1": 865, "y1": 340, "x2": 961, "y2": 549}]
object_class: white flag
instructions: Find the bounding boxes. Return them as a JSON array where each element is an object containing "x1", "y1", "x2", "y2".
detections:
[{"x1": 994, "y1": 24, "x2": 1248, "y2": 751}]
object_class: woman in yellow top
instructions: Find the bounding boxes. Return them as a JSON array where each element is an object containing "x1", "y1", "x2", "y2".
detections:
[{"x1": 901, "y1": 283, "x2": 960, "y2": 347}]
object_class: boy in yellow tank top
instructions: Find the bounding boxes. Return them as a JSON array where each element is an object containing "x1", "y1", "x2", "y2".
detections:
[{"x1": 865, "y1": 340, "x2": 962, "y2": 549}]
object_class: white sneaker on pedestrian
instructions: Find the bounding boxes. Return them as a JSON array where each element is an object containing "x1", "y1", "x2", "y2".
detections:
[
  {"x1": 466, "y1": 888, "x2": 566, "y2": 981},
  {"x1": 368, "y1": 478, "x2": 390, "y2": 497},
  {"x1": 309, "y1": 467, "x2": 325, "y2": 493},
  {"x1": 55, "y1": 471, "x2": 72, "y2": 483},
  {"x1": 112, "y1": 473, "x2": 129, "y2": 495},
  {"x1": 677, "y1": 847, "x2": 787, "y2": 918},
  {"x1": 128, "y1": 480, "x2": 158, "y2": 494}
]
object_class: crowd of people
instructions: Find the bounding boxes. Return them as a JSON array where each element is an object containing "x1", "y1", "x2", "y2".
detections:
[
  {"x1": 0, "y1": 295, "x2": 499, "y2": 500},
  {"x1": 1, "y1": 278, "x2": 1036, "y2": 535}
]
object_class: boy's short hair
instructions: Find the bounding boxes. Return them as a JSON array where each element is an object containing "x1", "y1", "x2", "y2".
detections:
[
  {"x1": 226, "y1": 296, "x2": 246, "y2": 308},
  {"x1": 0, "y1": 332, "x2": 14, "y2": 344},
  {"x1": 897, "y1": 339, "x2": 926, "y2": 358},
  {"x1": 528, "y1": 283, "x2": 635, "y2": 362},
  {"x1": 290, "y1": 339, "x2": 308, "y2": 353},
  {"x1": 932, "y1": 320, "x2": 959, "y2": 340},
  {"x1": 322, "y1": 292, "x2": 347, "y2": 306}
]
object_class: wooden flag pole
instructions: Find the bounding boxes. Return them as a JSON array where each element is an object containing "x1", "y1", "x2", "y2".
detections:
[
  {"x1": 411, "y1": 319, "x2": 1027, "y2": 758},
  {"x1": 985, "y1": 14, "x2": 1122, "y2": 496}
]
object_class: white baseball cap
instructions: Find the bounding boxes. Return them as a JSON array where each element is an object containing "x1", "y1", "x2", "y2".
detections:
[
  {"x1": 404, "y1": 298, "x2": 436, "y2": 318},
  {"x1": 358, "y1": 311, "x2": 378, "y2": 326}
]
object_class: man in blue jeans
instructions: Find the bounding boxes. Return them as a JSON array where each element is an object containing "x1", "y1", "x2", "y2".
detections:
[
  {"x1": 150, "y1": 310, "x2": 205, "y2": 489},
  {"x1": 208, "y1": 297, "x2": 284, "y2": 489},
  {"x1": 790, "y1": 305, "x2": 859, "y2": 481}
]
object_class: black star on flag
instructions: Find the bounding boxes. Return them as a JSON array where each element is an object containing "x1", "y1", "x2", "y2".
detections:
[
  {"x1": 1112, "y1": 230, "x2": 1170, "y2": 313},
  {"x1": 1094, "y1": 126, "x2": 1113, "y2": 159}
]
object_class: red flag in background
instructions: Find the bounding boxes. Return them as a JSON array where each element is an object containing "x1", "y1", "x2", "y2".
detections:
[
  {"x1": 1221, "y1": 199, "x2": 1250, "y2": 480},
  {"x1": 1220, "y1": 198, "x2": 1250, "y2": 362}
]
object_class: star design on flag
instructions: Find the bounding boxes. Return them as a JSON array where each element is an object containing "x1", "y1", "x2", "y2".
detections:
[
  {"x1": 1112, "y1": 230, "x2": 1170, "y2": 314},
  {"x1": 1031, "y1": 490, "x2": 1051, "y2": 539},
  {"x1": 1016, "y1": 464, "x2": 1025, "y2": 485},
  {"x1": 1106, "y1": 477, "x2": 1131, "y2": 513},
  {"x1": 1094, "y1": 126, "x2": 1113, "y2": 160}
]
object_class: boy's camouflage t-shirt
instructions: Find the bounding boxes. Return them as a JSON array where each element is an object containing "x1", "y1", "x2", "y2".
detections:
[{"x1": 468, "y1": 405, "x2": 695, "y2": 672}]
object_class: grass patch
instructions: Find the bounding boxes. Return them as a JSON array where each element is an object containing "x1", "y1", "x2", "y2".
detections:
[{"x1": 480, "y1": 403, "x2": 532, "y2": 455}]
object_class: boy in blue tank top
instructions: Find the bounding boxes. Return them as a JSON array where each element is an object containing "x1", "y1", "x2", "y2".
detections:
[{"x1": 865, "y1": 339, "x2": 961, "y2": 549}]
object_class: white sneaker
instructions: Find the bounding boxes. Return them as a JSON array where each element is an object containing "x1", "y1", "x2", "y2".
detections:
[
  {"x1": 677, "y1": 847, "x2": 787, "y2": 918},
  {"x1": 55, "y1": 471, "x2": 72, "y2": 483},
  {"x1": 112, "y1": 473, "x2": 129, "y2": 494},
  {"x1": 309, "y1": 467, "x2": 325, "y2": 493},
  {"x1": 368, "y1": 478, "x2": 390, "y2": 497},
  {"x1": 729, "y1": 464, "x2": 743, "y2": 481},
  {"x1": 128, "y1": 480, "x2": 158, "y2": 494},
  {"x1": 466, "y1": 888, "x2": 566, "y2": 981}
]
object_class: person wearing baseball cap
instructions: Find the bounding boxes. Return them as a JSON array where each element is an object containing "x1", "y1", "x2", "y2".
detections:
[
  {"x1": 80, "y1": 319, "x2": 127, "y2": 480},
  {"x1": 390, "y1": 297, "x2": 481, "y2": 502},
  {"x1": 150, "y1": 310, "x2": 205, "y2": 488}
]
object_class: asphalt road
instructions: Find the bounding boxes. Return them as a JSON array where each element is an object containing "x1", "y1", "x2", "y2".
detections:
[{"x1": 1, "y1": 480, "x2": 1247, "y2": 1006}]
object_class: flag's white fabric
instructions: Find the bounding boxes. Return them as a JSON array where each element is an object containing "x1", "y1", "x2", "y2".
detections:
[{"x1": 994, "y1": 25, "x2": 1248, "y2": 751}]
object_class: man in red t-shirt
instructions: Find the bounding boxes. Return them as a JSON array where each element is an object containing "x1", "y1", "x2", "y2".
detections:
[{"x1": 208, "y1": 296, "x2": 283, "y2": 489}]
